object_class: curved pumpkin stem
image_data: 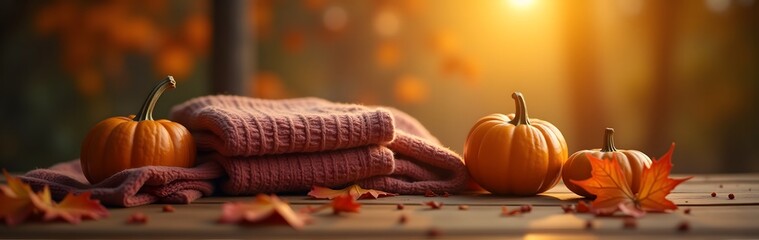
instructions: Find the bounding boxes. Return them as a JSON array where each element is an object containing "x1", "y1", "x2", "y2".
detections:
[
  {"x1": 509, "y1": 92, "x2": 531, "y2": 125},
  {"x1": 601, "y1": 128, "x2": 618, "y2": 152},
  {"x1": 134, "y1": 76, "x2": 176, "y2": 121}
]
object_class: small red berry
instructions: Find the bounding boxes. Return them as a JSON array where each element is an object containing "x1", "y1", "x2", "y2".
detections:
[
  {"x1": 677, "y1": 221, "x2": 690, "y2": 232},
  {"x1": 162, "y1": 205, "x2": 175, "y2": 213},
  {"x1": 458, "y1": 205, "x2": 469, "y2": 210},
  {"x1": 396, "y1": 203, "x2": 404, "y2": 210},
  {"x1": 683, "y1": 208, "x2": 691, "y2": 215},
  {"x1": 728, "y1": 193, "x2": 735, "y2": 200},
  {"x1": 710, "y1": 192, "x2": 716, "y2": 197}
]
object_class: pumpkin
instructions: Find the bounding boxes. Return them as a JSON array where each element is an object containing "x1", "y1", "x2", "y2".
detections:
[
  {"x1": 561, "y1": 128, "x2": 652, "y2": 198},
  {"x1": 464, "y1": 92, "x2": 568, "y2": 195},
  {"x1": 80, "y1": 76, "x2": 195, "y2": 184}
]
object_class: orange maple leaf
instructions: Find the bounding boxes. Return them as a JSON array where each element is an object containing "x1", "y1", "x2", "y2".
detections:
[
  {"x1": 0, "y1": 170, "x2": 36, "y2": 226},
  {"x1": 331, "y1": 194, "x2": 361, "y2": 214},
  {"x1": 308, "y1": 184, "x2": 397, "y2": 200},
  {"x1": 570, "y1": 143, "x2": 692, "y2": 217},
  {"x1": 1, "y1": 170, "x2": 109, "y2": 225},
  {"x1": 31, "y1": 186, "x2": 109, "y2": 224},
  {"x1": 219, "y1": 194, "x2": 310, "y2": 229}
]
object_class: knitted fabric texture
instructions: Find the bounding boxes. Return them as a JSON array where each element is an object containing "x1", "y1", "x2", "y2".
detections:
[
  {"x1": 170, "y1": 96, "x2": 468, "y2": 195},
  {"x1": 19, "y1": 161, "x2": 223, "y2": 207}
]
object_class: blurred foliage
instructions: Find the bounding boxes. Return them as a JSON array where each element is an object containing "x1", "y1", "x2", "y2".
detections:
[{"x1": 1, "y1": 0, "x2": 758, "y2": 173}]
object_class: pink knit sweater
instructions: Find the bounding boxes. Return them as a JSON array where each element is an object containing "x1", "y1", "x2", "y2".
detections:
[{"x1": 170, "y1": 96, "x2": 468, "y2": 195}]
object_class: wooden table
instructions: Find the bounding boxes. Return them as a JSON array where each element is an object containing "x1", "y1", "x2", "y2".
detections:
[{"x1": 2, "y1": 174, "x2": 758, "y2": 239}]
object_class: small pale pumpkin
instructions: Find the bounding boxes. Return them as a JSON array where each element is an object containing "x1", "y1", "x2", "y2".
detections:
[
  {"x1": 80, "y1": 76, "x2": 195, "y2": 184},
  {"x1": 561, "y1": 128, "x2": 652, "y2": 198},
  {"x1": 464, "y1": 92, "x2": 568, "y2": 195}
]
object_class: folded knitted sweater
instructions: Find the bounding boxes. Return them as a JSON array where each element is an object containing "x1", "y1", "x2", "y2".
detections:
[{"x1": 169, "y1": 96, "x2": 468, "y2": 195}]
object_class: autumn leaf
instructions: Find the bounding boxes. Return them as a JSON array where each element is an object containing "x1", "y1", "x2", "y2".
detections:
[
  {"x1": 331, "y1": 194, "x2": 361, "y2": 214},
  {"x1": 219, "y1": 194, "x2": 310, "y2": 229},
  {"x1": 31, "y1": 186, "x2": 109, "y2": 224},
  {"x1": 1, "y1": 170, "x2": 38, "y2": 226},
  {"x1": 308, "y1": 184, "x2": 397, "y2": 200},
  {"x1": 1, "y1": 170, "x2": 109, "y2": 225},
  {"x1": 570, "y1": 143, "x2": 692, "y2": 217}
]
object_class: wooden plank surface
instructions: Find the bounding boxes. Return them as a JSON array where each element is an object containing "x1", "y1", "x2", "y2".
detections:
[{"x1": 2, "y1": 174, "x2": 759, "y2": 239}]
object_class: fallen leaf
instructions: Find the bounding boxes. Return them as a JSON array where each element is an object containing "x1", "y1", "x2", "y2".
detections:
[
  {"x1": 1, "y1": 170, "x2": 41, "y2": 225},
  {"x1": 424, "y1": 190, "x2": 437, "y2": 197},
  {"x1": 424, "y1": 201, "x2": 443, "y2": 209},
  {"x1": 502, "y1": 209, "x2": 522, "y2": 216},
  {"x1": 308, "y1": 185, "x2": 397, "y2": 200},
  {"x1": 32, "y1": 186, "x2": 109, "y2": 224},
  {"x1": 520, "y1": 204, "x2": 533, "y2": 213},
  {"x1": 162, "y1": 205, "x2": 175, "y2": 213},
  {"x1": 570, "y1": 143, "x2": 691, "y2": 217},
  {"x1": 219, "y1": 194, "x2": 309, "y2": 229},
  {"x1": 1, "y1": 170, "x2": 109, "y2": 225},
  {"x1": 126, "y1": 212, "x2": 148, "y2": 224},
  {"x1": 331, "y1": 194, "x2": 361, "y2": 214}
]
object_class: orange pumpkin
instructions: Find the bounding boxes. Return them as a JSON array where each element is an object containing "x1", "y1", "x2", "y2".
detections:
[
  {"x1": 80, "y1": 76, "x2": 195, "y2": 184},
  {"x1": 561, "y1": 128, "x2": 652, "y2": 198},
  {"x1": 464, "y1": 92, "x2": 568, "y2": 195}
]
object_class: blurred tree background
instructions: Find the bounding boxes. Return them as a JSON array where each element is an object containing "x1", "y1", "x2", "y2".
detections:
[{"x1": 1, "y1": 0, "x2": 757, "y2": 173}]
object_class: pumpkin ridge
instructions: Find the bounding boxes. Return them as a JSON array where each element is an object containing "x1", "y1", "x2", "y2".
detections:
[
  {"x1": 532, "y1": 123, "x2": 564, "y2": 193},
  {"x1": 474, "y1": 124, "x2": 511, "y2": 192}
]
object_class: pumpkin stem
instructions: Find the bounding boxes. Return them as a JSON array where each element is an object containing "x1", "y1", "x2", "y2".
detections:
[
  {"x1": 509, "y1": 92, "x2": 531, "y2": 125},
  {"x1": 133, "y1": 76, "x2": 176, "y2": 121},
  {"x1": 601, "y1": 128, "x2": 618, "y2": 152}
]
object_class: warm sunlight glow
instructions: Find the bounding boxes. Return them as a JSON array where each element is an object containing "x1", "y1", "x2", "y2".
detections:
[{"x1": 508, "y1": 0, "x2": 535, "y2": 9}]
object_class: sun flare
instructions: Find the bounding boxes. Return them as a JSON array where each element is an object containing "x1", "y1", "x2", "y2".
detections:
[{"x1": 507, "y1": 0, "x2": 535, "y2": 10}]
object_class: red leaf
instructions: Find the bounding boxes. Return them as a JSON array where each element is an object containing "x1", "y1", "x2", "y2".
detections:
[
  {"x1": 31, "y1": 186, "x2": 109, "y2": 224},
  {"x1": 1, "y1": 170, "x2": 109, "y2": 226},
  {"x1": 162, "y1": 205, "x2": 175, "y2": 213},
  {"x1": 570, "y1": 154, "x2": 635, "y2": 215},
  {"x1": 424, "y1": 201, "x2": 443, "y2": 209},
  {"x1": 126, "y1": 212, "x2": 148, "y2": 224},
  {"x1": 331, "y1": 194, "x2": 361, "y2": 214},
  {"x1": 1, "y1": 170, "x2": 39, "y2": 226},
  {"x1": 424, "y1": 190, "x2": 437, "y2": 197},
  {"x1": 308, "y1": 185, "x2": 397, "y2": 200},
  {"x1": 219, "y1": 194, "x2": 309, "y2": 229},
  {"x1": 570, "y1": 143, "x2": 691, "y2": 217}
]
